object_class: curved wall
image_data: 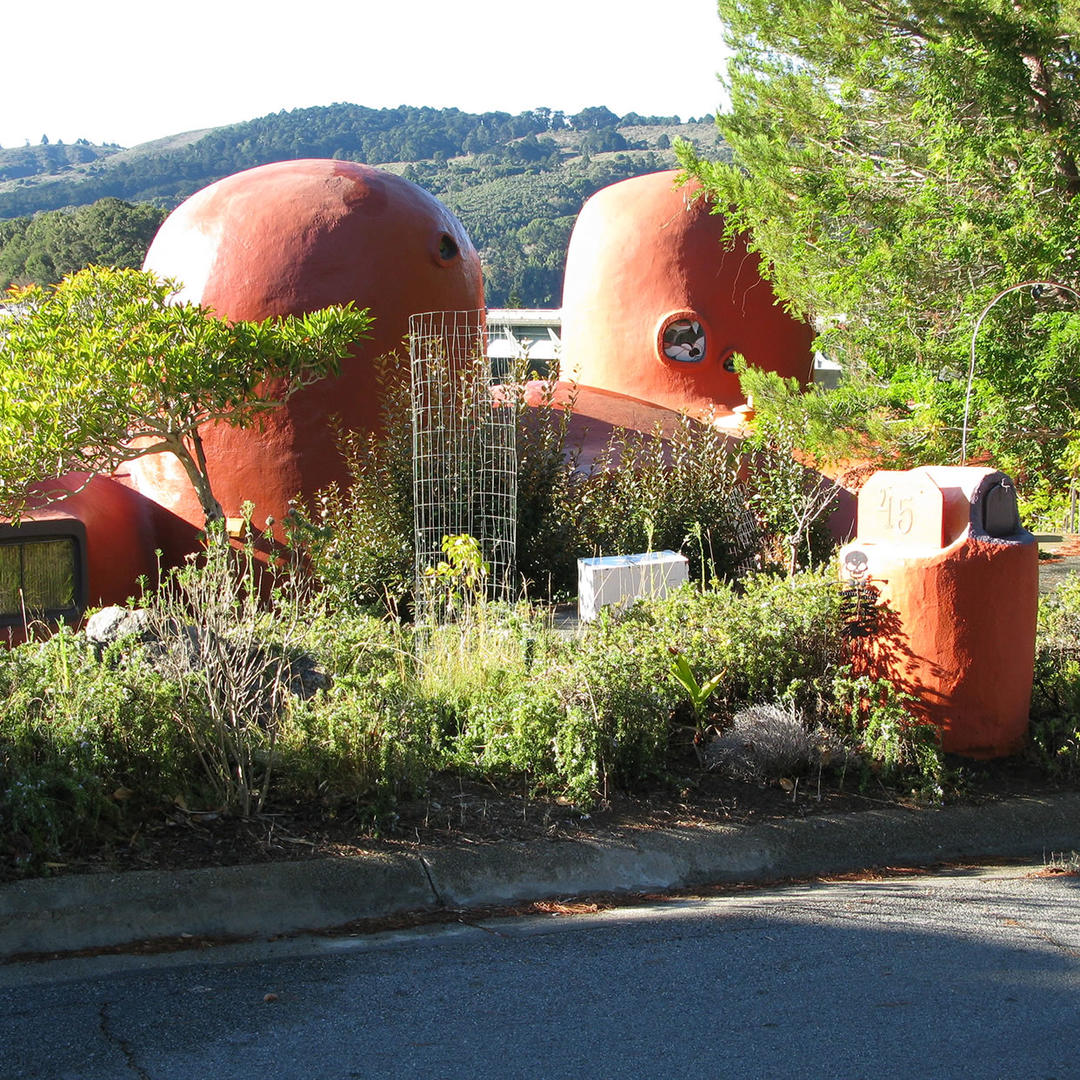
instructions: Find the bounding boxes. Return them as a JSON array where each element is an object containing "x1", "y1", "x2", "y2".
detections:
[
  {"x1": 136, "y1": 159, "x2": 485, "y2": 530},
  {"x1": 560, "y1": 171, "x2": 814, "y2": 418}
]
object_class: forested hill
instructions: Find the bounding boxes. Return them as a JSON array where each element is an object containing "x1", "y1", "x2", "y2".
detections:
[{"x1": 0, "y1": 103, "x2": 725, "y2": 306}]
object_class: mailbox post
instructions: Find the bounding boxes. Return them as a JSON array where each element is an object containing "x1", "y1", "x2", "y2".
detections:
[{"x1": 838, "y1": 467, "x2": 1038, "y2": 757}]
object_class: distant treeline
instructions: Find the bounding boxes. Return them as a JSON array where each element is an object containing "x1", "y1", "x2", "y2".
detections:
[
  {"x1": 0, "y1": 104, "x2": 723, "y2": 305},
  {"x1": 0, "y1": 199, "x2": 167, "y2": 290},
  {"x1": 0, "y1": 138, "x2": 119, "y2": 183}
]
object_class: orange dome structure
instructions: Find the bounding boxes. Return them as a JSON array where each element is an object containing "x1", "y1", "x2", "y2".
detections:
[
  {"x1": 1, "y1": 161, "x2": 484, "y2": 630},
  {"x1": 135, "y1": 159, "x2": 484, "y2": 532},
  {"x1": 560, "y1": 171, "x2": 813, "y2": 421}
]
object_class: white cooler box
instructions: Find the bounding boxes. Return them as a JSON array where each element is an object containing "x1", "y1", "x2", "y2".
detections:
[{"x1": 577, "y1": 550, "x2": 689, "y2": 622}]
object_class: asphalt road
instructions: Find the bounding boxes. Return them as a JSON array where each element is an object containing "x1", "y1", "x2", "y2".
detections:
[{"x1": 3, "y1": 864, "x2": 1078, "y2": 1080}]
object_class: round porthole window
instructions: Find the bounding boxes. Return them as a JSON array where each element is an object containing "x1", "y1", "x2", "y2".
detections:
[
  {"x1": 661, "y1": 317, "x2": 707, "y2": 363},
  {"x1": 432, "y1": 231, "x2": 462, "y2": 267}
]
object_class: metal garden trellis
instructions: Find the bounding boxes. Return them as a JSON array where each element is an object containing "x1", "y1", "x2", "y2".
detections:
[{"x1": 409, "y1": 310, "x2": 517, "y2": 622}]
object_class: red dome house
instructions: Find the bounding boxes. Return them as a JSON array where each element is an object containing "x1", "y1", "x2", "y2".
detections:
[
  {"x1": 134, "y1": 159, "x2": 484, "y2": 533},
  {"x1": 559, "y1": 170, "x2": 813, "y2": 426},
  {"x1": 2, "y1": 165, "x2": 818, "y2": 633},
  {"x1": 0, "y1": 160, "x2": 483, "y2": 630}
]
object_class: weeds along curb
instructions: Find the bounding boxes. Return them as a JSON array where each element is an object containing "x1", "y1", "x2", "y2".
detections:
[{"x1": 2, "y1": 793, "x2": 1078, "y2": 962}]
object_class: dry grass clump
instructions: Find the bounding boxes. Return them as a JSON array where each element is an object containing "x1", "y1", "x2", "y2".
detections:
[{"x1": 704, "y1": 702, "x2": 846, "y2": 781}]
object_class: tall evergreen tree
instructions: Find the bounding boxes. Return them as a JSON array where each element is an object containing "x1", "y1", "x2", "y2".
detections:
[{"x1": 681, "y1": 0, "x2": 1080, "y2": 482}]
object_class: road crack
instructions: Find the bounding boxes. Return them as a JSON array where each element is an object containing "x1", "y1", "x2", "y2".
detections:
[
  {"x1": 998, "y1": 916, "x2": 1080, "y2": 959},
  {"x1": 99, "y1": 1001, "x2": 152, "y2": 1080},
  {"x1": 417, "y1": 852, "x2": 445, "y2": 907}
]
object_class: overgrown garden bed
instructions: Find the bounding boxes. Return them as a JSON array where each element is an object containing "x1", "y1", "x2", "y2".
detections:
[{"x1": 3, "y1": 551, "x2": 1078, "y2": 880}]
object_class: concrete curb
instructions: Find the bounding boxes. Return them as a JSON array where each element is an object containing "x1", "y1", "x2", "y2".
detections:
[{"x1": 2, "y1": 793, "x2": 1077, "y2": 961}]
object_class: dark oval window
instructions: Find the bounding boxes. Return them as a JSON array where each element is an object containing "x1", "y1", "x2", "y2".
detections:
[{"x1": 438, "y1": 233, "x2": 460, "y2": 261}]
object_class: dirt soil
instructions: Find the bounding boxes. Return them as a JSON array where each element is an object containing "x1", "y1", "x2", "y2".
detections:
[{"x1": 6, "y1": 754, "x2": 1072, "y2": 885}]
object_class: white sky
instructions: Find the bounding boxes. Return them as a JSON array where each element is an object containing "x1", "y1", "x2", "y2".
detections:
[{"x1": 2, "y1": 0, "x2": 730, "y2": 150}]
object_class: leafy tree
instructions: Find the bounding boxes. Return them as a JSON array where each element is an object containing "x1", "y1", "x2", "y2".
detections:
[
  {"x1": 680, "y1": 0, "x2": 1080, "y2": 484},
  {"x1": 0, "y1": 267, "x2": 372, "y2": 526},
  {"x1": 618, "y1": 113, "x2": 681, "y2": 128},
  {"x1": 581, "y1": 129, "x2": 628, "y2": 154},
  {"x1": 0, "y1": 198, "x2": 168, "y2": 288},
  {"x1": 570, "y1": 106, "x2": 621, "y2": 131}
]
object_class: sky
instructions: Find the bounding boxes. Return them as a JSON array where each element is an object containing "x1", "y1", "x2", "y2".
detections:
[{"x1": 2, "y1": 0, "x2": 731, "y2": 150}]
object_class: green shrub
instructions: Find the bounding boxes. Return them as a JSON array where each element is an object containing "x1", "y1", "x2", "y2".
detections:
[
  {"x1": 742, "y1": 414, "x2": 840, "y2": 576},
  {"x1": 538, "y1": 571, "x2": 848, "y2": 800},
  {"x1": 283, "y1": 682, "x2": 435, "y2": 814},
  {"x1": 567, "y1": 413, "x2": 755, "y2": 586},
  {"x1": 272, "y1": 606, "x2": 430, "y2": 812},
  {"x1": 288, "y1": 355, "x2": 414, "y2": 617},
  {"x1": 4, "y1": 544, "x2": 975, "y2": 872},
  {"x1": 514, "y1": 377, "x2": 586, "y2": 598},
  {"x1": 1030, "y1": 576, "x2": 1080, "y2": 778},
  {"x1": 0, "y1": 627, "x2": 202, "y2": 869},
  {"x1": 295, "y1": 368, "x2": 767, "y2": 610},
  {"x1": 615, "y1": 570, "x2": 847, "y2": 718},
  {"x1": 830, "y1": 669, "x2": 944, "y2": 796},
  {"x1": 554, "y1": 610, "x2": 678, "y2": 794}
]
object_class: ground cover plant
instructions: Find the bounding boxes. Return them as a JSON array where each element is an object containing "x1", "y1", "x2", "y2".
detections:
[
  {"x1": 1, "y1": 543, "x2": 972, "y2": 876},
  {"x1": 1030, "y1": 573, "x2": 1080, "y2": 779},
  {"x1": 2, "y1": 371, "x2": 1077, "y2": 878}
]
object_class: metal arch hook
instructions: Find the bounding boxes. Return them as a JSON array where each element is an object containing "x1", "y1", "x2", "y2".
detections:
[{"x1": 960, "y1": 280, "x2": 1080, "y2": 463}]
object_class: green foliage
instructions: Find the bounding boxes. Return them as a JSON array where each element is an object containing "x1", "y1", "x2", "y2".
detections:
[
  {"x1": 555, "y1": 608, "x2": 680, "y2": 794},
  {"x1": 288, "y1": 357, "x2": 414, "y2": 616},
  {"x1": 513, "y1": 376, "x2": 585, "y2": 597},
  {"x1": 669, "y1": 654, "x2": 725, "y2": 735},
  {"x1": 0, "y1": 266, "x2": 371, "y2": 525},
  {"x1": 0, "y1": 198, "x2": 167, "y2": 288},
  {"x1": 0, "y1": 627, "x2": 204, "y2": 868},
  {"x1": 138, "y1": 519, "x2": 315, "y2": 817},
  {"x1": 299, "y1": 373, "x2": 765, "y2": 609},
  {"x1": 422, "y1": 534, "x2": 490, "y2": 621},
  {"x1": 0, "y1": 106, "x2": 718, "y2": 309},
  {"x1": 831, "y1": 670, "x2": 943, "y2": 795},
  {"x1": 548, "y1": 572, "x2": 849, "y2": 798},
  {"x1": 0, "y1": 558, "x2": 991, "y2": 873},
  {"x1": 1030, "y1": 576, "x2": 1080, "y2": 778},
  {"x1": 647, "y1": 571, "x2": 848, "y2": 715},
  {"x1": 737, "y1": 362, "x2": 939, "y2": 469},
  {"x1": 281, "y1": 615, "x2": 433, "y2": 816},
  {"x1": 681, "y1": 0, "x2": 1080, "y2": 499},
  {"x1": 567, "y1": 413, "x2": 755, "y2": 586},
  {"x1": 741, "y1": 409, "x2": 840, "y2": 576}
]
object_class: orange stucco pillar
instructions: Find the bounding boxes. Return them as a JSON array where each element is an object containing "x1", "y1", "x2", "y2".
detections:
[{"x1": 839, "y1": 467, "x2": 1038, "y2": 757}]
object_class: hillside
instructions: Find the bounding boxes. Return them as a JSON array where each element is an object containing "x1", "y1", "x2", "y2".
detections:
[{"x1": 0, "y1": 105, "x2": 726, "y2": 306}]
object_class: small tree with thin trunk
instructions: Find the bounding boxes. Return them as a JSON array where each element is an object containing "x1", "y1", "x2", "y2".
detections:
[{"x1": 0, "y1": 265, "x2": 373, "y2": 526}]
